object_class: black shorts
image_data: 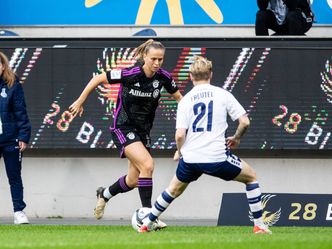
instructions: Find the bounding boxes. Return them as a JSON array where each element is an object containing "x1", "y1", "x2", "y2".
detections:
[{"x1": 111, "y1": 126, "x2": 151, "y2": 158}]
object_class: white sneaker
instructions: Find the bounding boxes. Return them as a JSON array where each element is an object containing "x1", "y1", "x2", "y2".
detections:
[
  {"x1": 155, "y1": 218, "x2": 167, "y2": 230},
  {"x1": 138, "y1": 220, "x2": 158, "y2": 233},
  {"x1": 94, "y1": 187, "x2": 107, "y2": 219},
  {"x1": 14, "y1": 211, "x2": 29, "y2": 224},
  {"x1": 138, "y1": 218, "x2": 167, "y2": 233}
]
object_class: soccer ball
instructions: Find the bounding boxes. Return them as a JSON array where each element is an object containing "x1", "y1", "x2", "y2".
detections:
[{"x1": 131, "y1": 207, "x2": 151, "y2": 231}]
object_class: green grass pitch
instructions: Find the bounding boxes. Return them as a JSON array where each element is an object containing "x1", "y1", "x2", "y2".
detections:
[{"x1": 0, "y1": 225, "x2": 331, "y2": 249}]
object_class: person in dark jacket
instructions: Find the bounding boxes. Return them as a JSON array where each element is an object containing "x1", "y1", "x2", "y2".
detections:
[
  {"x1": 0, "y1": 51, "x2": 31, "y2": 224},
  {"x1": 256, "y1": 0, "x2": 314, "y2": 35}
]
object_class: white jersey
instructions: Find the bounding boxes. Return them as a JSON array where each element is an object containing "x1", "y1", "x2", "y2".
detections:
[{"x1": 176, "y1": 84, "x2": 246, "y2": 163}]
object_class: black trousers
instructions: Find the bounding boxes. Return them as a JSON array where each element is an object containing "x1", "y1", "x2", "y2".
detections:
[
  {"x1": 0, "y1": 143, "x2": 26, "y2": 212},
  {"x1": 255, "y1": 9, "x2": 312, "y2": 35}
]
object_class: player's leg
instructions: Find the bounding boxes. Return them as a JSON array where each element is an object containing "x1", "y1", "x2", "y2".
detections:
[
  {"x1": 139, "y1": 158, "x2": 197, "y2": 232},
  {"x1": 99, "y1": 160, "x2": 138, "y2": 202},
  {"x1": 126, "y1": 142, "x2": 169, "y2": 230},
  {"x1": 94, "y1": 128, "x2": 145, "y2": 219},
  {"x1": 152, "y1": 175, "x2": 188, "y2": 218},
  {"x1": 139, "y1": 175, "x2": 188, "y2": 232},
  {"x1": 233, "y1": 159, "x2": 272, "y2": 234},
  {"x1": 94, "y1": 163, "x2": 136, "y2": 219},
  {"x1": 95, "y1": 142, "x2": 151, "y2": 219},
  {"x1": 125, "y1": 142, "x2": 154, "y2": 208}
]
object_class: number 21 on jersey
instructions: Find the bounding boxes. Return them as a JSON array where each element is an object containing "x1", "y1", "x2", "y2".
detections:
[{"x1": 192, "y1": 101, "x2": 213, "y2": 132}]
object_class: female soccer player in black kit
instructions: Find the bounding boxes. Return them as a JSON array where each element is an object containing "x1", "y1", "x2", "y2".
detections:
[{"x1": 70, "y1": 39, "x2": 182, "y2": 228}]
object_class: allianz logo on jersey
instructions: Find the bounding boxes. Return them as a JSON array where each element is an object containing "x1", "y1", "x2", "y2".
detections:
[{"x1": 129, "y1": 89, "x2": 152, "y2": 97}]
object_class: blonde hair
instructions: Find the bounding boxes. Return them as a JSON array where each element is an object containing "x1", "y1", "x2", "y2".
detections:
[
  {"x1": 189, "y1": 56, "x2": 212, "y2": 81},
  {"x1": 0, "y1": 51, "x2": 16, "y2": 88},
  {"x1": 134, "y1": 39, "x2": 165, "y2": 60}
]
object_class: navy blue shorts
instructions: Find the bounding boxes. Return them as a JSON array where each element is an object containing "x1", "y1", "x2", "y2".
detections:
[{"x1": 176, "y1": 152, "x2": 242, "y2": 183}]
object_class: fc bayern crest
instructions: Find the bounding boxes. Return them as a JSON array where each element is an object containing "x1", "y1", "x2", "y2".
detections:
[
  {"x1": 152, "y1": 80, "x2": 159, "y2": 88},
  {"x1": 126, "y1": 132, "x2": 135, "y2": 140}
]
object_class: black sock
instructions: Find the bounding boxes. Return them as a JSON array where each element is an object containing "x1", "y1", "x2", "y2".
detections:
[
  {"x1": 138, "y1": 177, "x2": 152, "y2": 208},
  {"x1": 107, "y1": 175, "x2": 133, "y2": 197}
]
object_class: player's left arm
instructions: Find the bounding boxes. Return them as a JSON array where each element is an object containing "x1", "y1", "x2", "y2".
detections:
[
  {"x1": 163, "y1": 75, "x2": 183, "y2": 103},
  {"x1": 171, "y1": 90, "x2": 183, "y2": 103},
  {"x1": 175, "y1": 128, "x2": 187, "y2": 160}
]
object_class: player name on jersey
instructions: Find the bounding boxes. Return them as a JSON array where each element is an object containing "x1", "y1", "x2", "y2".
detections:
[{"x1": 191, "y1": 91, "x2": 214, "y2": 102}]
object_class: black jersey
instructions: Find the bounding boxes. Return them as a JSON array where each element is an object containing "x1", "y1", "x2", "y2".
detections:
[{"x1": 106, "y1": 66, "x2": 178, "y2": 133}]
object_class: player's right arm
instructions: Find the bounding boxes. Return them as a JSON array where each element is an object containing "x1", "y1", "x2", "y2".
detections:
[
  {"x1": 69, "y1": 72, "x2": 108, "y2": 117},
  {"x1": 226, "y1": 115, "x2": 250, "y2": 149},
  {"x1": 225, "y1": 91, "x2": 249, "y2": 149}
]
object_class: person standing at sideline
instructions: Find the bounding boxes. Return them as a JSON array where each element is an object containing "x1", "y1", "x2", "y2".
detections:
[
  {"x1": 0, "y1": 51, "x2": 31, "y2": 224},
  {"x1": 139, "y1": 56, "x2": 271, "y2": 234},
  {"x1": 69, "y1": 39, "x2": 182, "y2": 228},
  {"x1": 255, "y1": 0, "x2": 314, "y2": 36}
]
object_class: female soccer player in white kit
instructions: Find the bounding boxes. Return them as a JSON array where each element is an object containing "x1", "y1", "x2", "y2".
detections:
[{"x1": 139, "y1": 56, "x2": 272, "y2": 234}]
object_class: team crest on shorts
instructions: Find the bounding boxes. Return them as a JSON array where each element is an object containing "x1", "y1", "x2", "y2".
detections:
[
  {"x1": 126, "y1": 132, "x2": 135, "y2": 140},
  {"x1": 153, "y1": 89, "x2": 160, "y2": 98},
  {"x1": 152, "y1": 80, "x2": 159, "y2": 88}
]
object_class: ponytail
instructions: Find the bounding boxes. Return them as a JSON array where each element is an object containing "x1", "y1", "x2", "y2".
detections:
[{"x1": 134, "y1": 39, "x2": 165, "y2": 60}]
